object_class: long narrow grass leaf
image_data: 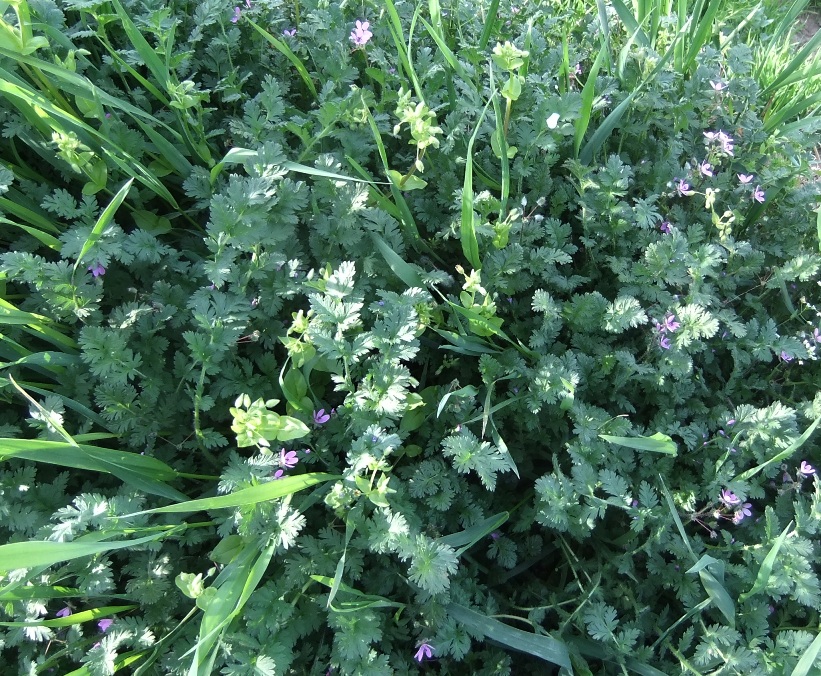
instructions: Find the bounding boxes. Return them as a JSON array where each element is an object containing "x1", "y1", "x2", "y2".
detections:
[
  {"x1": 0, "y1": 605, "x2": 136, "y2": 627},
  {"x1": 73, "y1": 179, "x2": 133, "y2": 274},
  {"x1": 739, "y1": 522, "x2": 793, "y2": 602},
  {"x1": 127, "y1": 473, "x2": 338, "y2": 516},
  {"x1": 600, "y1": 432, "x2": 677, "y2": 455},
  {"x1": 246, "y1": 19, "x2": 317, "y2": 99},
  {"x1": 792, "y1": 630, "x2": 821, "y2": 676},
  {"x1": 462, "y1": 96, "x2": 494, "y2": 269},
  {"x1": 0, "y1": 532, "x2": 165, "y2": 572},
  {"x1": 734, "y1": 415, "x2": 821, "y2": 481},
  {"x1": 447, "y1": 603, "x2": 571, "y2": 669}
]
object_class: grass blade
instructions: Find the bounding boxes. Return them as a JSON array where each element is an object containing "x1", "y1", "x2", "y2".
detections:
[
  {"x1": 0, "y1": 605, "x2": 136, "y2": 627},
  {"x1": 370, "y1": 233, "x2": 425, "y2": 289},
  {"x1": 792, "y1": 630, "x2": 821, "y2": 676},
  {"x1": 734, "y1": 414, "x2": 821, "y2": 482},
  {"x1": 685, "y1": 555, "x2": 736, "y2": 628},
  {"x1": 478, "y1": 0, "x2": 500, "y2": 51},
  {"x1": 73, "y1": 178, "x2": 133, "y2": 275},
  {"x1": 246, "y1": 19, "x2": 317, "y2": 99},
  {"x1": 0, "y1": 532, "x2": 165, "y2": 572},
  {"x1": 462, "y1": 96, "x2": 494, "y2": 270},
  {"x1": 574, "y1": 43, "x2": 608, "y2": 159},
  {"x1": 437, "y1": 511, "x2": 509, "y2": 556},
  {"x1": 126, "y1": 473, "x2": 338, "y2": 516},
  {"x1": 446, "y1": 603, "x2": 571, "y2": 669},
  {"x1": 599, "y1": 432, "x2": 677, "y2": 455},
  {"x1": 0, "y1": 437, "x2": 187, "y2": 501},
  {"x1": 739, "y1": 521, "x2": 793, "y2": 602}
]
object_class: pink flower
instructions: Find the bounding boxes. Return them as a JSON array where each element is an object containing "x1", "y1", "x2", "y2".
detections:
[
  {"x1": 313, "y1": 409, "x2": 331, "y2": 424},
  {"x1": 283, "y1": 28, "x2": 296, "y2": 37},
  {"x1": 659, "y1": 220, "x2": 671, "y2": 234},
  {"x1": 55, "y1": 607, "x2": 72, "y2": 618},
  {"x1": 798, "y1": 461, "x2": 816, "y2": 478},
  {"x1": 752, "y1": 185, "x2": 765, "y2": 203},
  {"x1": 738, "y1": 173, "x2": 754, "y2": 184},
  {"x1": 98, "y1": 618, "x2": 114, "y2": 632},
  {"x1": 350, "y1": 20, "x2": 372, "y2": 46},
  {"x1": 710, "y1": 80, "x2": 726, "y2": 92},
  {"x1": 230, "y1": 6, "x2": 241, "y2": 23},
  {"x1": 273, "y1": 469, "x2": 284, "y2": 479},
  {"x1": 699, "y1": 160, "x2": 713, "y2": 177}
]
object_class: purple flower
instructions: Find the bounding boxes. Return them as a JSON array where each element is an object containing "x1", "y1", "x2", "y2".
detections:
[
  {"x1": 675, "y1": 179, "x2": 694, "y2": 197},
  {"x1": 659, "y1": 220, "x2": 671, "y2": 234},
  {"x1": 55, "y1": 607, "x2": 72, "y2": 618},
  {"x1": 273, "y1": 469, "x2": 284, "y2": 479},
  {"x1": 738, "y1": 173, "x2": 754, "y2": 184},
  {"x1": 812, "y1": 327, "x2": 821, "y2": 343},
  {"x1": 660, "y1": 312, "x2": 680, "y2": 332},
  {"x1": 230, "y1": 6, "x2": 242, "y2": 23},
  {"x1": 752, "y1": 185, "x2": 765, "y2": 203},
  {"x1": 798, "y1": 461, "x2": 816, "y2": 478},
  {"x1": 279, "y1": 449, "x2": 298, "y2": 469},
  {"x1": 699, "y1": 160, "x2": 714, "y2": 177},
  {"x1": 87, "y1": 263, "x2": 106, "y2": 278},
  {"x1": 726, "y1": 419, "x2": 736, "y2": 427},
  {"x1": 733, "y1": 503, "x2": 752, "y2": 523},
  {"x1": 658, "y1": 335, "x2": 671, "y2": 350},
  {"x1": 414, "y1": 643, "x2": 434, "y2": 662},
  {"x1": 98, "y1": 619, "x2": 114, "y2": 632},
  {"x1": 313, "y1": 409, "x2": 331, "y2": 425},
  {"x1": 710, "y1": 80, "x2": 725, "y2": 92},
  {"x1": 780, "y1": 351, "x2": 793, "y2": 362},
  {"x1": 720, "y1": 489, "x2": 740, "y2": 506},
  {"x1": 350, "y1": 20, "x2": 372, "y2": 46},
  {"x1": 490, "y1": 531, "x2": 501, "y2": 540},
  {"x1": 283, "y1": 28, "x2": 296, "y2": 37}
]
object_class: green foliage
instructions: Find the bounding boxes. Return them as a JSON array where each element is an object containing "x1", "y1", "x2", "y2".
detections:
[{"x1": 0, "y1": 0, "x2": 820, "y2": 673}]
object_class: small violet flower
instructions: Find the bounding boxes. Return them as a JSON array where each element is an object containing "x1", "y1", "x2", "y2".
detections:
[
  {"x1": 709, "y1": 80, "x2": 725, "y2": 92},
  {"x1": 720, "y1": 489, "x2": 740, "y2": 506},
  {"x1": 273, "y1": 469, "x2": 284, "y2": 480},
  {"x1": 658, "y1": 334, "x2": 671, "y2": 350},
  {"x1": 660, "y1": 313, "x2": 681, "y2": 332},
  {"x1": 780, "y1": 351, "x2": 793, "y2": 362},
  {"x1": 230, "y1": 6, "x2": 242, "y2": 23},
  {"x1": 414, "y1": 643, "x2": 434, "y2": 663},
  {"x1": 699, "y1": 160, "x2": 713, "y2": 177},
  {"x1": 313, "y1": 408, "x2": 331, "y2": 425},
  {"x1": 279, "y1": 449, "x2": 298, "y2": 469},
  {"x1": 659, "y1": 220, "x2": 671, "y2": 234},
  {"x1": 350, "y1": 20, "x2": 372, "y2": 46},
  {"x1": 798, "y1": 461, "x2": 816, "y2": 478},
  {"x1": 98, "y1": 619, "x2": 114, "y2": 632},
  {"x1": 283, "y1": 28, "x2": 296, "y2": 37},
  {"x1": 675, "y1": 179, "x2": 694, "y2": 197},
  {"x1": 752, "y1": 185, "x2": 765, "y2": 203},
  {"x1": 738, "y1": 173, "x2": 754, "y2": 184},
  {"x1": 733, "y1": 503, "x2": 752, "y2": 524},
  {"x1": 88, "y1": 263, "x2": 106, "y2": 278},
  {"x1": 55, "y1": 607, "x2": 72, "y2": 618}
]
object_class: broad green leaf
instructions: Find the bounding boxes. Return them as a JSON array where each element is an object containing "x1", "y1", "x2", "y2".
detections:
[
  {"x1": 447, "y1": 603, "x2": 571, "y2": 669},
  {"x1": 600, "y1": 432, "x2": 677, "y2": 455}
]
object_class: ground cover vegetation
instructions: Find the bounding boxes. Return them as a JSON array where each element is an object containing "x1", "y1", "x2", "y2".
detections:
[{"x1": 0, "y1": 0, "x2": 820, "y2": 673}]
